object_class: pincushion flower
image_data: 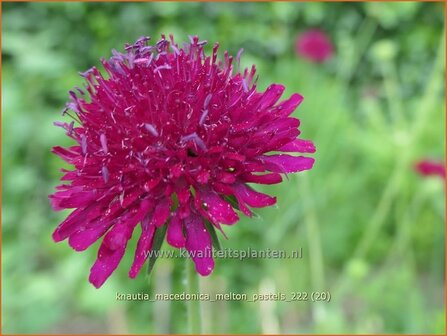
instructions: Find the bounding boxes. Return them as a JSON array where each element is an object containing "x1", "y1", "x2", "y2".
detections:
[
  {"x1": 50, "y1": 35, "x2": 315, "y2": 288},
  {"x1": 295, "y1": 29, "x2": 333, "y2": 63}
]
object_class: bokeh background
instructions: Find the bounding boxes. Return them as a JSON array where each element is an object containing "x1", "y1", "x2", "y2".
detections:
[{"x1": 2, "y1": 2, "x2": 445, "y2": 334}]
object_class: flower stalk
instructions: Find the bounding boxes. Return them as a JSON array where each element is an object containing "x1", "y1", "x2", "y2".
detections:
[{"x1": 186, "y1": 258, "x2": 202, "y2": 334}]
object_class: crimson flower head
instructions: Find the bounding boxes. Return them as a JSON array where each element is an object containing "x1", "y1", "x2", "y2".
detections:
[
  {"x1": 50, "y1": 35, "x2": 315, "y2": 288},
  {"x1": 415, "y1": 159, "x2": 446, "y2": 179},
  {"x1": 295, "y1": 29, "x2": 333, "y2": 63}
]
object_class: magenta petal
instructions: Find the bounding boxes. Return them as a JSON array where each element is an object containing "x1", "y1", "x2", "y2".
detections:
[
  {"x1": 70, "y1": 199, "x2": 152, "y2": 252},
  {"x1": 52, "y1": 205, "x2": 101, "y2": 242},
  {"x1": 49, "y1": 188, "x2": 98, "y2": 211},
  {"x1": 193, "y1": 196, "x2": 226, "y2": 236},
  {"x1": 262, "y1": 118, "x2": 300, "y2": 135},
  {"x1": 68, "y1": 220, "x2": 112, "y2": 251},
  {"x1": 152, "y1": 197, "x2": 171, "y2": 227},
  {"x1": 184, "y1": 214, "x2": 214, "y2": 276},
  {"x1": 257, "y1": 84, "x2": 285, "y2": 111},
  {"x1": 260, "y1": 154, "x2": 315, "y2": 173},
  {"x1": 276, "y1": 93, "x2": 303, "y2": 117},
  {"x1": 200, "y1": 190, "x2": 239, "y2": 225},
  {"x1": 49, "y1": 186, "x2": 85, "y2": 207},
  {"x1": 52, "y1": 209, "x2": 86, "y2": 242},
  {"x1": 58, "y1": 191, "x2": 98, "y2": 209},
  {"x1": 51, "y1": 146, "x2": 80, "y2": 163},
  {"x1": 68, "y1": 208, "x2": 121, "y2": 252},
  {"x1": 120, "y1": 188, "x2": 146, "y2": 209},
  {"x1": 128, "y1": 218, "x2": 156, "y2": 279},
  {"x1": 241, "y1": 173, "x2": 283, "y2": 185},
  {"x1": 233, "y1": 184, "x2": 276, "y2": 208},
  {"x1": 89, "y1": 200, "x2": 153, "y2": 286},
  {"x1": 167, "y1": 212, "x2": 186, "y2": 248},
  {"x1": 49, "y1": 196, "x2": 64, "y2": 211},
  {"x1": 279, "y1": 139, "x2": 316, "y2": 153},
  {"x1": 88, "y1": 219, "x2": 135, "y2": 288},
  {"x1": 231, "y1": 193, "x2": 253, "y2": 217}
]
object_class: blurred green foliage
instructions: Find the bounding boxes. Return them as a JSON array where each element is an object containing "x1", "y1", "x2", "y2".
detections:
[{"x1": 2, "y1": 2, "x2": 445, "y2": 334}]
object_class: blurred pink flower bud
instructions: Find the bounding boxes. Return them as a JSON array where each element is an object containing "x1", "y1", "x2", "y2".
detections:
[
  {"x1": 415, "y1": 159, "x2": 446, "y2": 179},
  {"x1": 295, "y1": 29, "x2": 334, "y2": 63}
]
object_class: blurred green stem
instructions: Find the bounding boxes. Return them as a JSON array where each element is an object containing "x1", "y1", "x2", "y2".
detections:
[
  {"x1": 318, "y1": 17, "x2": 377, "y2": 150},
  {"x1": 411, "y1": 27, "x2": 446, "y2": 137},
  {"x1": 337, "y1": 17, "x2": 377, "y2": 84},
  {"x1": 382, "y1": 61, "x2": 404, "y2": 126},
  {"x1": 301, "y1": 176, "x2": 326, "y2": 323},
  {"x1": 354, "y1": 158, "x2": 407, "y2": 259},
  {"x1": 386, "y1": 195, "x2": 418, "y2": 264},
  {"x1": 186, "y1": 258, "x2": 201, "y2": 334},
  {"x1": 334, "y1": 26, "x2": 446, "y2": 297},
  {"x1": 354, "y1": 26, "x2": 445, "y2": 260}
]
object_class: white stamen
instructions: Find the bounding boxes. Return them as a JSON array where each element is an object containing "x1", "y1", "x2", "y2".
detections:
[
  {"x1": 67, "y1": 121, "x2": 74, "y2": 135},
  {"x1": 100, "y1": 133, "x2": 108, "y2": 154},
  {"x1": 154, "y1": 64, "x2": 172, "y2": 74},
  {"x1": 203, "y1": 93, "x2": 212, "y2": 109},
  {"x1": 236, "y1": 48, "x2": 244, "y2": 72},
  {"x1": 181, "y1": 132, "x2": 207, "y2": 151},
  {"x1": 199, "y1": 109, "x2": 209, "y2": 126},
  {"x1": 80, "y1": 134, "x2": 87, "y2": 154},
  {"x1": 171, "y1": 43, "x2": 180, "y2": 55},
  {"x1": 101, "y1": 166, "x2": 109, "y2": 183},
  {"x1": 242, "y1": 79, "x2": 249, "y2": 92},
  {"x1": 134, "y1": 58, "x2": 150, "y2": 64},
  {"x1": 145, "y1": 123, "x2": 159, "y2": 137}
]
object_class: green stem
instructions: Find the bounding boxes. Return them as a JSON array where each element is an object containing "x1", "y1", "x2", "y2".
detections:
[
  {"x1": 300, "y1": 176, "x2": 326, "y2": 325},
  {"x1": 381, "y1": 61, "x2": 404, "y2": 126},
  {"x1": 186, "y1": 258, "x2": 201, "y2": 334},
  {"x1": 337, "y1": 17, "x2": 377, "y2": 84},
  {"x1": 334, "y1": 26, "x2": 446, "y2": 298}
]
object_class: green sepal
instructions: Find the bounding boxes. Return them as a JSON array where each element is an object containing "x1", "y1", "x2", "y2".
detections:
[
  {"x1": 224, "y1": 195, "x2": 240, "y2": 211},
  {"x1": 204, "y1": 220, "x2": 222, "y2": 251},
  {"x1": 147, "y1": 224, "x2": 168, "y2": 275}
]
